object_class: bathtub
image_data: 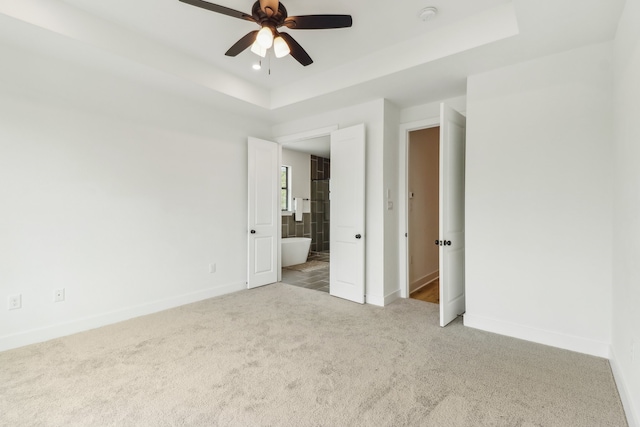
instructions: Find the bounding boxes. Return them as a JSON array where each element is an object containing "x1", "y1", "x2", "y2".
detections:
[{"x1": 281, "y1": 237, "x2": 311, "y2": 267}]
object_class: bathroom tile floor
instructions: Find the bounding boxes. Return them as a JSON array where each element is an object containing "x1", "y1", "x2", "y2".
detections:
[{"x1": 281, "y1": 252, "x2": 330, "y2": 293}]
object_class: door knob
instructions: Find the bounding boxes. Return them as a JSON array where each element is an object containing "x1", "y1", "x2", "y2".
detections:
[
  {"x1": 355, "y1": 234, "x2": 362, "y2": 239},
  {"x1": 250, "y1": 230, "x2": 256, "y2": 234}
]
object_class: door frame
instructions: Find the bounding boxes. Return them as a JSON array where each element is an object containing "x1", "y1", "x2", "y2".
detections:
[
  {"x1": 274, "y1": 125, "x2": 338, "y2": 274},
  {"x1": 275, "y1": 125, "x2": 338, "y2": 145},
  {"x1": 398, "y1": 117, "x2": 440, "y2": 299}
]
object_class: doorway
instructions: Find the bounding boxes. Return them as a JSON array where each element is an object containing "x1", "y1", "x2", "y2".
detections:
[
  {"x1": 407, "y1": 126, "x2": 440, "y2": 305},
  {"x1": 248, "y1": 125, "x2": 365, "y2": 303},
  {"x1": 279, "y1": 135, "x2": 332, "y2": 294},
  {"x1": 281, "y1": 152, "x2": 332, "y2": 293},
  {"x1": 273, "y1": 124, "x2": 366, "y2": 304},
  {"x1": 398, "y1": 104, "x2": 467, "y2": 326}
]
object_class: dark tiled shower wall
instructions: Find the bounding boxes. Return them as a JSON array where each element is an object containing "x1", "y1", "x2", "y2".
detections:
[
  {"x1": 282, "y1": 213, "x2": 312, "y2": 239},
  {"x1": 311, "y1": 155, "x2": 330, "y2": 180},
  {"x1": 311, "y1": 155, "x2": 330, "y2": 253}
]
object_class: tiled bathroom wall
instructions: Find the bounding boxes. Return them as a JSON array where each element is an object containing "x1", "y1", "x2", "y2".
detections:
[
  {"x1": 282, "y1": 213, "x2": 311, "y2": 239},
  {"x1": 311, "y1": 155, "x2": 330, "y2": 253},
  {"x1": 311, "y1": 155, "x2": 330, "y2": 181}
]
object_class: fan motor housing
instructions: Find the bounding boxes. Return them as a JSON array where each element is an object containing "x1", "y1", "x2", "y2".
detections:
[{"x1": 252, "y1": 1, "x2": 288, "y2": 26}]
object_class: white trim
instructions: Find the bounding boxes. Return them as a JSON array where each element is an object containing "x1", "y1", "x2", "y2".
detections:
[
  {"x1": 277, "y1": 143, "x2": 283, "y2": 283},
  {"x1": 0, "y1": 282, "x2": 246, "y2": 352},
  {"x1": 365, "y1": 294, "x2": 385, "y2": 307},
  {"x1": 365, "y1": 290, "x2": 401, "y2": 307},
  {"x1": 463, "y1": 313, "x2": 610, "y2": 358},
  {"x1": 411, "y1": 271, "x2": 439, "y2": 293},
  {"x1": 610, "y1": 346, "x2": 640, "y2": 427},
  {"x1": 398, "y1": 117, "x2": 440, "y2": 299},
  {"x1": 384, "y1": 289, "x2": 401, "y2": 305},
  {"x1": 274, "y1": 125, "x2": 339, "y2": 144}
]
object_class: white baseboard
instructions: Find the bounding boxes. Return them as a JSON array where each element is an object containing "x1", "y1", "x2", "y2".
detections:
[
  {"x1": 410, "y1": 271, "x2": 439, "y2": 293},
  {"x1": 365, "y1": 294, "x2": 384, "y2": 307},
  {"x1": 384, "y1": 289, "x2": 401, "y2": 305},
  {"x1": 366, "y1": 289, "x2": 402, "y2": 307},
  {"x1": 0, "y1": 281, "x2": 246, "y2": 352},
  {"x1": 610, "y1": 346, "x2": 639, "y2": 427},
  {"x1": 463, "y1": 313, "x2": 610, "y2": 358}
]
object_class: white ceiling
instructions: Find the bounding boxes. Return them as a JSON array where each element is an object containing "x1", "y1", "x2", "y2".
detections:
[
  {"x1": 0, "y1": 0, "x2": 626, "y2": 125},
  {"x1": 60, "y1": 0, "x2": 510, "y2": 89}
]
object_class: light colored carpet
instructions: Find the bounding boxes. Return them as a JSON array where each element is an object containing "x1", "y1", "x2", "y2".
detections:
[
  {"x1": 0, "y1": 283, "x2": 627, "y2": 426},
  {"x1": 283, "y1": 260, "x2": 329, "y2": 272}
]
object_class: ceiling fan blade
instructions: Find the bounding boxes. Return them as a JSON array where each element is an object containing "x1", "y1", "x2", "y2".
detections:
[
  {"x1": 279, "y1": 32, "x2": 313, "y2": 66},
  {"x1": 225, "y1": 30, "x2": 259, "y2": 56},
  {"x1": 259, "y1": 0, "x2": 279, "y2": 17},
  {"x1": 283, "y1": 15, "x2": 352, "y2": 30},
  {"x1": 179, "y1": 0, "x2": 255, "y2": 22}
]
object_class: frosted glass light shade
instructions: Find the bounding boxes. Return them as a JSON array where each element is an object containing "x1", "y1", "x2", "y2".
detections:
[
  {"x1": 273, "y1": 36, "x2": 290, "y2": 58},
  {"x1": 251, "y1": 40, "x2": 267, "y2": 57},
  {"x1": 257, "y1": 26, "x2": 273, "y2": 49}
]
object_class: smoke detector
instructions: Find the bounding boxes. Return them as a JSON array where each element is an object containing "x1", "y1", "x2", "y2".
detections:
[{"x1": 418, "y1": 7, "x2": 438, "y2": 22}]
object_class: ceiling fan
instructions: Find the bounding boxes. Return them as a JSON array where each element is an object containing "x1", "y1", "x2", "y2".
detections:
[{"x1": 178, "y1": 0, "x2": 352, "y2": 66}]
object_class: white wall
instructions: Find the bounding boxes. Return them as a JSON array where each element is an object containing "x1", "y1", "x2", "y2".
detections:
[
  {"x1": 0, "y1": 43, "x2": 270, "y2": 351},
  {"x1": 272, "y1": 100, "x2": 392, "y2": 305},
  {"x1": 464, "y1": 42, "x2": 614, "y2": 357},
  {"x1": 382, "y1": 100, "x2": 401, "y2": 303},
  {"x1": 281, "y1": 148, "x2": 311, "y2": 213},
  {"x1": 611, "y1": 0, "x2": 640, "y2": 423}
]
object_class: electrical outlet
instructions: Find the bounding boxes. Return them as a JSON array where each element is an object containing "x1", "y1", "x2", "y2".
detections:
[
  {"x1": 8, "y1": 294, "x2": 22, "y2": 310},
  {"x1": 209, "y1": 263, "x2": 216, "y2": 274},
  {"x1": 54, "y1": 288, "x2": 65, "y2": 303}
]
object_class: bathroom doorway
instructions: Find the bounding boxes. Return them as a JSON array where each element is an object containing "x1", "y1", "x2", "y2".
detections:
[{"x1": 279, "y1": 134, "x2": 332, "y2": 293}]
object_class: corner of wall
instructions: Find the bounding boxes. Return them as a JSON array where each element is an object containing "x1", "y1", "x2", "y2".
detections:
[
  {"x1": 610, "y1": 345, "x2": 640, "y2": 427},
  {"x1": 463, "y1": 313, "x2": 611, "y2": 359},
  {"x1": 366, "y1": 289, "x2": 401, "y2": 307}
]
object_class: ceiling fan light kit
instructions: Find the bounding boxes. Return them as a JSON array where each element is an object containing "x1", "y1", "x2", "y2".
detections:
[
  {"x1": 250, "y1": 40, "x2": 267, "y2": 57},
  {"x1": 273, "y1": 36, "x2": 290, "y2": 58},
  {"x1": 257, "y1": 26, "x2": 274, "y2": 49},
  {"x1": 178, "y1": 0, "x2": 353, "y2": 66}
]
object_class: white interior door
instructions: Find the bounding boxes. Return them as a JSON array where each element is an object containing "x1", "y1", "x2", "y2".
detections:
[
  {"x1": 439, "y1": 104, "x2": 466, "y2": 326},
  {"x1": 330, "y1": 124, "x2": 366, "y2": 304},
  {"x1": 247, "y1": 137, "x2": 279, "y2": 289}
]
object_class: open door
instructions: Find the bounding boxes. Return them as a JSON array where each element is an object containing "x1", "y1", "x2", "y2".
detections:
[
  {"x1": 330, "y1": 124, "x2": 366, "y2": 304},
  {"x1": 247, "y1": 137, "x2": 280, "y2": 289},
  {"x1": 439, "y1": 104, "x2": 466, "y2": 326}
]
